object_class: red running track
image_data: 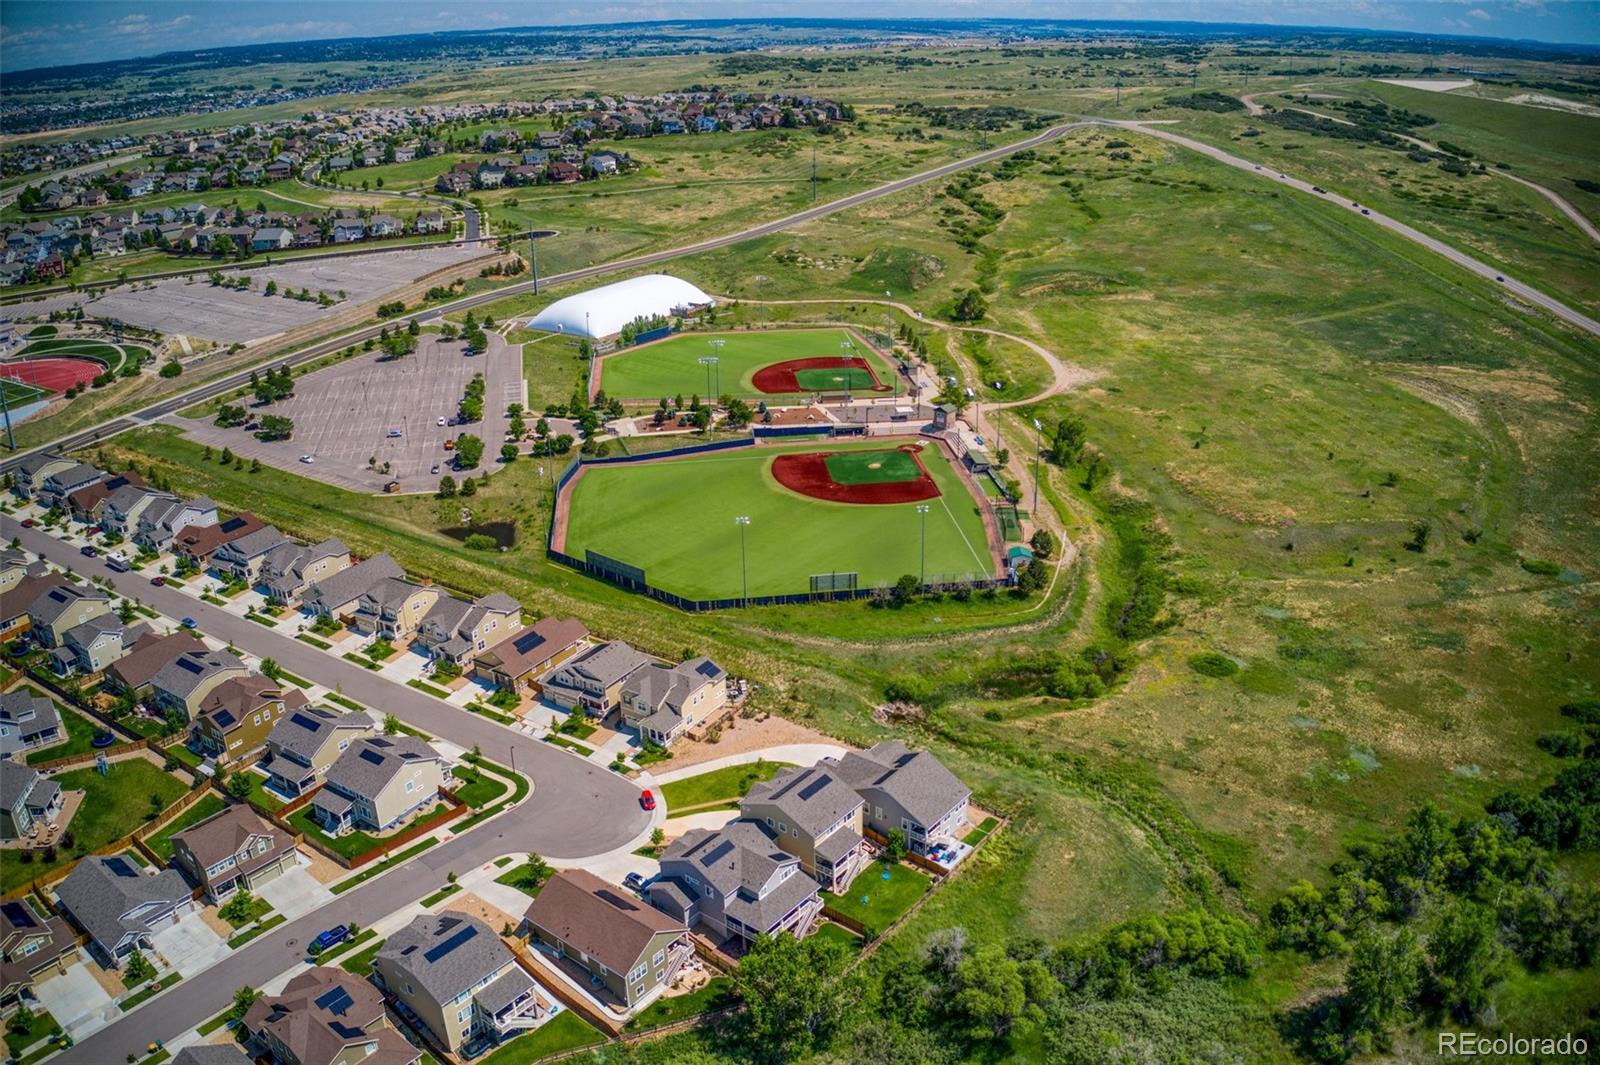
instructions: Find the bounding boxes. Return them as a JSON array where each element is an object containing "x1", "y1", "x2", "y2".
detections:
[
  {"x1": 0, "y1": 357, "x2": 102, "y2": 393},
  {"x1": 770, "y1": 447, "x2": 940, "y2": 505},
  {"x1": 750, "y1": 356, "x2": 887, "y2": 395}
]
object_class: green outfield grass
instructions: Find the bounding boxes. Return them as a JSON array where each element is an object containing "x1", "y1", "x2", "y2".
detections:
[
  {"x1": 592, "y1": 327, "x2": 891, "y2": 402},
  {"x1": 824, "y1": 447, "x2": 923, "y2": 485},
  {"x1": 560, "y1": 438, "x2": 994, "y2": 600},
  {"x1": 793, "y1": 365, "x2": 878, "y2": 392},
  {"x1": 0, "y1": 379, "x2": 50, "y2": 406}
]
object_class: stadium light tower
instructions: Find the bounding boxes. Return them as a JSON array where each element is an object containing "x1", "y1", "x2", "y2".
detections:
[
  {"x1": 698, "y1": 356, "x2": 718, "y2": 401},
  {"x1": 709, "y1": 338, "x2": 725, "y2": 396},
  {"x1": 839, "y1": 337, "x2": 854, "y2": 405},
  {"x1": 916, "y1": 504, "x2": 931, "y2": 585},
  {"x1": 735, "y1": 516, "x2": 751, "y2": 607}
]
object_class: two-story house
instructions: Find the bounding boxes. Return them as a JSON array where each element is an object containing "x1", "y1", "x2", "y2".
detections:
[
  {"x1": 472, "y1": 617, "x2": 589, "y2": 694},
  {"x1": 173, "y1": 512, "x2": 267, "y2": 570},
  {"x1": 523, "y1": 870, "x2": 691, "y2": 1011},
  {"x1": 209, "y1": 525, "x2": 292, "y2": 584},
  {"x1": 740, "y1": 764, "x2": 868, "y2": 893},
  {"x1": 412, "y1": 591, "x2": 520, "y2": 667},
  {"x1": 0, "y1": 692, "x2": 63, "y2": 759},
  {"x1": 170, "y1": 804, "x2": 296, "y2": 903},
  {"x1": 540, "y1": 641, "x2": 652, "y2": 717},
  {"x1": 2, "y1": 570, "x2": 66, "y2": 641},
  {"x1": 309, "y1": 736, "x2": 450, "y2": 836},
  {"x1": 52, "y1": 614, "x2": 148, "y2": 676},
  {"x1": 826, "y1": 741, "x2": 971, "y2": 856},
  {"x1": 11, "y1": 453, "x2": 75, "y2": 501},
  {"x1": 259, "y1": 538, "x2": 349, "y2": 606},
  {"x1": 150, "y1": 648, "x2": 251, "y2": 721},
  {"x1": 618, "y1": 656, "x2": 727, "y2": 747},
  {"x1": 26, "y1": 582, "x2": 112, "y2": 648},
  {"x1": 53, "y1": 855, "x2": 194, "y2": 966},
  {"x1": 0, "y1": 897, "x2": 78, "y2": 1009},
  {"x1": 65, "y1": 471, "x2": 146, "y2": 526},
  {"x1": 192, "y1": 675, "x2": 309, "y2": 765},
  {"x1": 262, "y1": 706, "x2": 376, "y2": 798},
  {"x1": 243, "y1": 967, "x2": 421, "y2": 1065},
  {"x1": 302, "y1": 552, "x2": 404, "y2": 623},
  {"x1": 352, "y1": 577, "x2": 438, "y2": 641},
  {"x1": 35, "y1": 462, "x2": 102, "y2": 511},
  {"x1": 648, "y1": 821, "x2": 822, "y2": 946},
  {"x1": 102, "y1": 631, "x2": 207, "y2": 699},
  {"x1": 372, "y1": 912, "x2": 545, "y2": 1054},
  {"x1": 134, "y1": 495, "x2": 219, "y2": 553},
  {"x1": 103, "y1": 485, "x2": 173, "y2": 539},
  {"x1": 0, "y1": 762, "x2": 62, "y2": 840}
]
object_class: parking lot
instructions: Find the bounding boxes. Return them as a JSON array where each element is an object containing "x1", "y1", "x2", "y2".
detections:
[
  {"x1": 175, "y1": 331, "x2": 522, "y2": 493},
  {"x1": 17, "y1": 244, "x2": 487, "y2": 344}
]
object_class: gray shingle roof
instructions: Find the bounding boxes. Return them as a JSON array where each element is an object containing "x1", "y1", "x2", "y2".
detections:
[
  {"x1": 151, "y1": 648, "x2": 246, "y2": 700},
  {"x1": 218, "y1": 525, "x2": 289, "y2": 559},
  {"x1": 831, "y1": 741, "x2": 970, "y2": 827},
  {"x1": 548, "y1": 640, "x2": 650, "y2": 689},
  {"x1": 266, "y1": 706, "x2": 374, "y2": 764},
  {"x1": 0, "y1": 760, "x2": 45, "y2": 810},
  {"x1": 0, "y1": 693, "x2": 61, "y2": 757},
  {"x1": 305, "y1": 553, "x2": 404, "y2": 611},
  {"x1": 323, "y1": 735, "x2": 439, "y2": 800},
  {"x1": 665, "y1": 820, "x2": 794, "y2": 897},
  {"x1": 474, "y1": 966, "x2": 537, "y2": 1015},
  {"x1": 62, "y1": 613, "x2": 125, "y2": 647},
  {"x1": 743, "y1": 764, "x2": 862, "y2": 840},
  {"x1": 172, "y1": 1046, "x2": 253, "y2": 1065},
  {"x1": 53, "y1": 856, "x2": 190, "y2": 952},
  {"x1": 28, "y1": 583, "x2": 109, "y2": 625},
  {"x1": 377, "y1": 911, "x2": 515, "y2": 1006}
]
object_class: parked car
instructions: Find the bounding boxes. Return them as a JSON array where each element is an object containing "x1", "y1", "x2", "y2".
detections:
[
  {"x1": 19, "y1": 518, "x2": 34, "y2": 528},
  {"x1": 311, "y1": 925, "x2": 351, "y2": 954},
  {"x1": 180, "y1": 617, "x2": 197, "y2": 629},
  {"x1": 623, "y1": 872, "x2": 646, "y2": 892},
  {"x1": 299, "y1": 455, "x2": 315, "y2": 464},
  {"x1": 639, "y1": 789, "x2": 656, "y2": 812},
  {"x1": 79, "y1": 544, "x2": 98, "y2": 557},
  {"x1": 150, "y1": 575, "x2": 167, "y2": 586},
  {"x1": 436, "y1": 417, "x2": 447, "y2": 427},
  {"x1": 430, "y1": 464, "x2": 440, "y2": 475},
  {"x1": 387, "y1": 429, "x2": 402, "y2": 438}
]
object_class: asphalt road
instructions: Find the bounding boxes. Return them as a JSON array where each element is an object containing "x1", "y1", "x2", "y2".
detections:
[
  {"x1": 0, "y1": 122, "x2": 1088, "y2": 474},
  {"x1": 5, "y1": 514, "x2": 650, "y2": 1063},
  {"x1": 1100, "y1": 119, "x2": 1600, "y2": 339}
]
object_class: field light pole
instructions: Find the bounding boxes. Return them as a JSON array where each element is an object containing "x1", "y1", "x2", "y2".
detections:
[
  {"x1": 708, "y1": 338, "x2": 724, "y2": 396},
  {"x1": 840, "y1": 338, "x2": 854, "y2": 406},
  {"x1": 735, "y1": 516, "x2": 751, "y2": 606},
  {"x1": 698, "y1": 356, "x2": 718, "y2": 402},
  {"x1": 916, "y1": 504, "x2": 930, "y2": 584}
]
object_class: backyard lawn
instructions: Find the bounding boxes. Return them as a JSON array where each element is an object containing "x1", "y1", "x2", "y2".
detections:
[
  {"x1": 659, "y1": 760, "x2": 792, "y2": 810},
  {"x1": 1, "y1": 759, "x2": 189, "y2": 893},
  {"x1": 821, "y1": 863, "x2": 932, "y2": 937},
  {"x1": 809, "y1": 921, "x2": 865, "y2": 954},
  {"x1": 144, "y1": 793, "x2": 227, "y2": 861},
  {"x1": 24, "y1": 705, "x2": 103, "y2": 766},
  {"x1": 288, "y1": 803, "x2": 448, "y2": 860},
  {"x1": 450, "y1": 765, "x2": 509, "y2": 808},
  {"x1": 240, "y1": 771, "x2": 287, "y2": 813},
  {"x1": 624, "y1": 976, "x2": 733, "y2": 1031},
  {"x1": 479, "y1": 1011, "x2": 604, "y2": 1065}
]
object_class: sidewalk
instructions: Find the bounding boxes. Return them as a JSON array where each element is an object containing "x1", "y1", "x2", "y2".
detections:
[{"x1": 645, "y1": 743, "x2": 849, "y2": 786}]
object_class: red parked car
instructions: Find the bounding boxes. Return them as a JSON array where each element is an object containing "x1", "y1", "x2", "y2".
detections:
[
  {"x1": 19, "y1": 519, "x2": 34, "y2": 528},
  {"x1": 639, "y1": 790, "x2": 656, "y2": 812}
]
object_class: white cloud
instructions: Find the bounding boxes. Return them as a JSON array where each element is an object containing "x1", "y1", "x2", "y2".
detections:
[{"x1": 1468, "y1": 7, "x2": 1493, "y2": 19}]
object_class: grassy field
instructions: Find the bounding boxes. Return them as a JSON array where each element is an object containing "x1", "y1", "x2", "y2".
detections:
[
  {"x1": 561, "y1": 438, "x2": 995, "y2": 599},
  {"x1": 593, "y1": 327, "x2": 892, "y2": 402},
  {"x1": 22, "y1": 703, "x2": 99, "y2": 766},
  {"x1": 658, "y1": 760, "x2": 792, "y2": 810},
  {"x1": 821, "y1": 863, "x2": 933, "y2": 936}
]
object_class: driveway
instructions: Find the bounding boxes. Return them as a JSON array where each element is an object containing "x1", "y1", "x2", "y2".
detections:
[
  {"x1": 152, "y1": 918, "x2": 230, "y2": 978},
  {"x1": 32, "y1": 958, "x2": 116, "y2": 1039},
  {"x1": 253, "y1": 863, "x2": 333, "y2": 921}
]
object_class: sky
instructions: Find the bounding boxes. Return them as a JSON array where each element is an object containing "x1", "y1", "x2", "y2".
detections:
[{"x1": 2, "y1": 1, "x2": 1596, "y2": 71}]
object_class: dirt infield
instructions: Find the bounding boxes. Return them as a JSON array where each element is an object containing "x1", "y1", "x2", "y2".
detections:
[
  {"x1": 771, "y1": 444, "x2": 940, "y2": 504},
  {"x1": 0, "y1": 356, "x2": 102, "y2": 393},
  {"x1": 751, "y1": 356, "x2": 887, "y2": 395}
]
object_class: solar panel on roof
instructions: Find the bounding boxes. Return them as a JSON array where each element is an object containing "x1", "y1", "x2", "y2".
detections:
[
  {"x1": 368, "y1": 737, "x2": 392, "y2": 748},
  {"x1": 695, "y1": 660, "x2": 721, "y2": 678},
  {"x1": 358, "y1": 749, "x2": 385, "y2": 766},
  {"x1": 1, "y1": 901, "x2": 37, "y2": 928},
  {"x1": 700, "y1": 840, "x2": 735, "y2": 866},
  {"x1": 178, "y1": 657, "x2": 204, "y2": 673},
  {"x1": 289, "y1": 712, "x2": 322, "y2": 731},
  {"x1": 512, "y1": 630, "x2": 547, "y2": 654},
  {"x1": 797, "y1": 775, "x2": 832, "y2": 801},
  {"x1": 328, "y1": 1021, "x2": 366, "y2": 1039},
  {"x1": 422, "y1": 923, "x2": 477, "y2": 963},
  {"x1": 313, "y1": 986, "x2": 355, "y2": 1016},
  {"x1": 222, "y1": 517, "x2": 246, "y2": 532},
  {"x1": 104, "y1": 857, "x2": 137, "y2": 878},
  {"x1": 211, "y1": 710, "x2": 236, "y2": 728}
]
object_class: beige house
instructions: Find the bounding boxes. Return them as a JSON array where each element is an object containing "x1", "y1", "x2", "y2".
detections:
[
  {"x1": 170, "y1": 804, "x2": 297, "y2": 903},
  {"x1": 262, "y1": 706, "x2": 375, "y2": 797},
  {"x1": 741, "y1": 764, "x2": 869, "y2": 893},
  {"x1": 353, "y1": 577, "x2": 438, "y2": 640},
  {"x1": 473, "y1": 618, "x2": 589, "y2": 693},
  {"x1": 150, "y1": 648, "x2": 251, "y2": 720},
  {"x1": 413, "y1": 591, "x2": 521, "y2": 667},
  {"x1": 26, "y1": 583, "x2": 112, "y2": 649},
  {"x1": 540, "y1": 641, "x2": 652, "y2": 716},
  {"x1": 260, "y1": 538, "x2": 350, "y2": 605},
  {"x1": 373, "y1": 912, "x2": 546, "y2": 1053},
  {"x1": 618, "y1": 656, "x2": 727, "y2": 747},
  {"x1": 523, "y1": 870, "x2": 690, "y2": 1011},
  {"x1": 309, "y1": 735, "x2": 450, "y2": 835}
]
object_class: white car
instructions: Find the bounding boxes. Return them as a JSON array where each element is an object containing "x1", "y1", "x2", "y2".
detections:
[
  {"x1": 299, "y1": 455, "x2": 315, "y2": 464},
  {"x1": 436, "y1": 417, "x2": 447, "y2": 427}
]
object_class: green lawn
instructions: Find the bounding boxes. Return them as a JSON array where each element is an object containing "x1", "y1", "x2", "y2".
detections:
[
  {"x1": 310, "y1": 926, "x2": 377, "y2": 963},
  {"x1": 228, "y1": 913, "x2": 286, "y2": 947},
  {"x1": 338, "y1": 937, "x2": 387, "y2": 977},
  {"x1": 825, "y1": 447, "x2": 923, "y2": 485},
  {"x1": 219, "y1": 892, "x2": 274, "y2": 929},
  {"x1": 593, "y1": 328, "x2": 893, "y2": 402},
  {"x1": 962, "y1": 816, "x2": 999, "y2": 846},
  {"x1": 478, "y1": 1011, "x2": 604, "y2": 1064},
  {"x1": 144, "y1": 793, "x2": 227, "y2": 861},
  {"x1": 0, "y1": 379, "x2": 50, "y2": 406},
  {"x1": 118, "y1": 972, "x2": 181, "y2": 1012},
  {"x1": 821, "y1": 863, "x2": 932, "y2": 937},
  {"x1": 493, "y1": 861, "x2": 551, "y2": 898},
  {"x1": 329, "y1": 838, "x2": 438, "y2": 894},
  {"x1": 625, "y1": 976, "x2": 733, "y2": 1031},
  {"x1": 288, "y1": 803, "x2": 447, "y2": 860},
  {"x1": 809, "y1": 922, "x2": 864, "y2": 954},
  {"x1": 421, "y1": 883, "x2": 461, "y2": 907},
  {"x1": 241, "y1": 772, "x2": 287, "y2": 813},
  {"x1": 3, "y1": 1007, "x2": 61, "y2": 1057},
  {"x1": 24, "y1": 705, "x2": 104, "y2": 766},
  {"x1": 450, "y1": 765, "x2": 509, "y2": 808},
  {"x1": 1, "y1": 760, "x2": 189, "y2": 893},
  {"x1": 561, "y1": 438, "x2": 995, "y2": 599},
  {"x1": 659, "y1": 760, "x2": 792, "y2": 810}
]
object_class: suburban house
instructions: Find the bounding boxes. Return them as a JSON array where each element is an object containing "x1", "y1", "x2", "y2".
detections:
[
  {"x1": 540, "y1": 640, "x2": 652, "y2": 716},
  {"x1": 618, "y1": 656, "x2": 727, "y2": 747},
  {"x1": 302, "y1": 552, "x2": 404, "y2": 623},
  {"x1": 243, "y1": 966, "x2": 421, "y2": 1065},
  {"x1": 134, "y1": 495, "x2": 219, "y2": 553},
  {"x1": 170, "y1": 804, "x2": 297, "y2": 903},
  {"x1": 171, "y1": 1046, "x2": 253, "y2": 1065},
  {"x1": 260, "y1": 538, "x2": 349, "y2": 605},
  {"x1": 352, "y1": 577, "x2": 439, "y2": 641},
  {"x1": 827, "y1": 741, "x2": 971, "y2": 856},
  {"x1": 309, "y1": 736, "x2": 450, "y2": 836},
  {"x1": 0, "y1": 691, "x2": 63, "y2": 758},
  {"x1": 0, "y1": 897, "x2": 78, "y2": 1009},
  {"x1": 25, "y1": 582, "x2": 112, "y2": 649},
  {"x1": 412, "y1": 591, "x2": 521, "y2": 667},
  {"x1": 36, "y1": 462, "x2": 103, "y2": 510},
  {"x1": 372, "y1": 912, "x2": 546, "y2": 1054},
  {"x1": 649, "y1": 821, "x2": 823, "y2": 946},
  {"x1": 103, "y1": 485, "x2": 174, "y2": 538},
  {"x1": 0, "y1": 548, "x2": 41, "y2": 596},
  {"x1": 2, "y1": 571, "x2": 68, "y2": 641},
  {"x1": 210, "y1": 525, "x2": 293, "y2": 584},
  {"x1": 193, "y1": 675, "x2": 310, "y2": 765},
  {"x1": 263, "y1": 706, "x2": 376, "y2": 798},
  {"x1": 523, "y1": 869, "x2": 691, "y2": 1011},
  {"x1": 53, "y1": 855, "x2": 194, "y2": 966},
  {"x1": 413, "y1": 211, "x2": 446, "y2": 234},
  {"x1": 174, "y1": 512, "x2": 268, "y2": 569},
  {"x1": 331, "y1": 219, "x2": 365, "y2": 243},
  {"x1": 740, "y1": 764, "x2": 869, "y2": 893},
  {"x1": 0, "y1": 762, "x2": 63, "y2": 841},
  {"x1": 52, "y1": 614, "x2": 148, "y2": 676},
  {"x1": 472, "y1": 617, "x2": 589, "y2": 693},
  {"x1": 151, "y1": 648, "x2": 251, "y2": 720},
  {"x1": 251, "y1": 227, "x2": 292, "y2": 251},
  {"x1": 11, "y1": 453, "x2": 75, "y2": 500},
  {"x1": 66, "y1": 471, "x2": 146, "y2": 525},
  {"x1": 103, "y1": 631, "x2": 207, "y2": 697}
]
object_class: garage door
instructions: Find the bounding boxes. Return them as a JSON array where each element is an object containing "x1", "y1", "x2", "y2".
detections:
[{"x1": 249, "y1": 856, "x2": 288, "y2": 887}]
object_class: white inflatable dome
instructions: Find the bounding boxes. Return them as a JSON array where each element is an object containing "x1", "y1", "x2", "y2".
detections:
[{"x1": 527, "y1": 274, "x2": 715, "y2": 339}]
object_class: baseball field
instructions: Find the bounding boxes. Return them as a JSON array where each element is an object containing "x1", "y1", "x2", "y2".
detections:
[
  {"x1": 592, "y1": 327, "x2": 899, "y2": 403},
  {"x1": 556, "y1": 437, "x2": 997, "y2": 601}
]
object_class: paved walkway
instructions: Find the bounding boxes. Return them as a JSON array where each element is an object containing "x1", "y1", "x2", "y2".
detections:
[{"x1": 645, "y1": 743, "x2": 849, "y2": 786}]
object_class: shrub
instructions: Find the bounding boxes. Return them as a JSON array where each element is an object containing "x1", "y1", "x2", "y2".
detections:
[
  {"x1": 1188, "y1": 652, "x2": 1239, "y2": 678},
  {"x1": 1520, "y1": 558, "x2": 1561, "y2": 576}
]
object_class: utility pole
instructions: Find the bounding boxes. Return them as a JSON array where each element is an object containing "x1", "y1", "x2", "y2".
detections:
[
  {"x1": 839, "y1": 337, "x2": 854, "y2": 405},
  {"x1": 735, "y1": 516, "x2": 750, "y2": 606},
  {"x1": 0, "y1": 372, "x2": 13, "y2": 452},
  {"x1": 1115, "y1": 79, "x2": 1122, "y2": 107},
  {"x1": 529, "y1": 233, "x2": 539, "y2": 295},
  {"x1": 811, "y1": 145, "x2": 817, "y2": 203}
]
